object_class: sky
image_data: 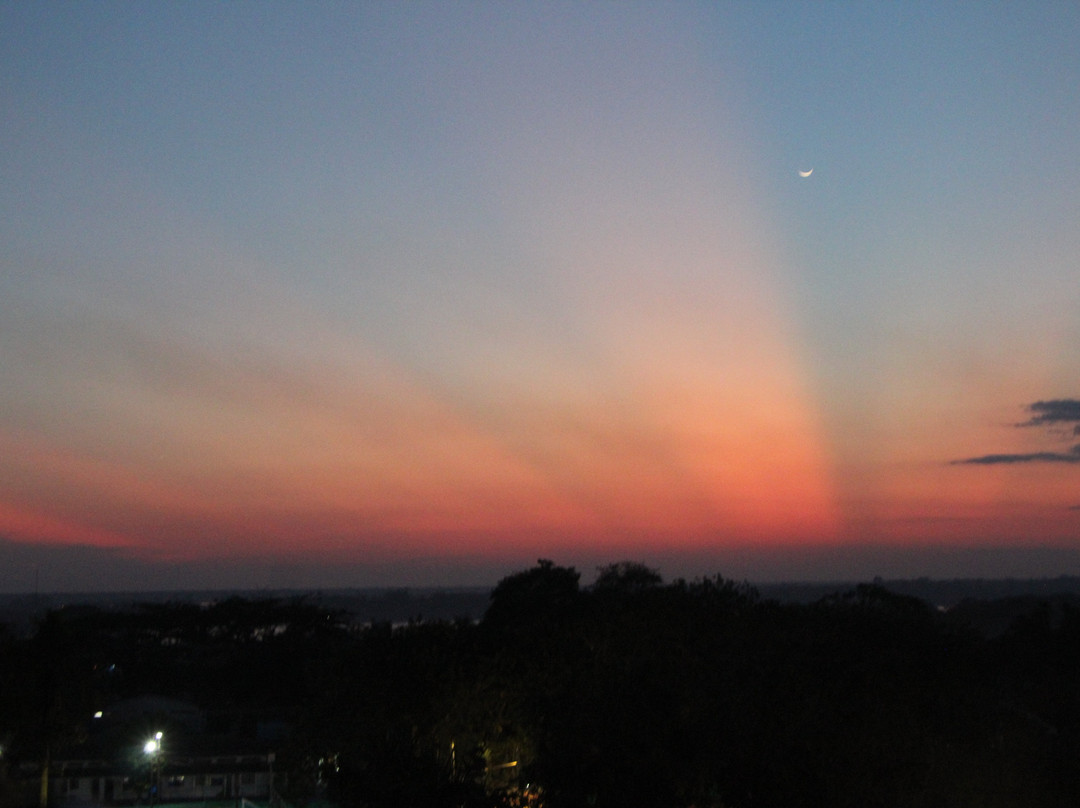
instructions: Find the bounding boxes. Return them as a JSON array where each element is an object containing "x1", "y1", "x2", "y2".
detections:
[{"x1": 2, "y1": 1, "x2": 1080, "y2": 592}]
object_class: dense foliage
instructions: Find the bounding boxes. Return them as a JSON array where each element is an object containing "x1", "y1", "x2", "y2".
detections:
[{"x1": 2, "y1": 561, "x2": 1079, "y2": 808}]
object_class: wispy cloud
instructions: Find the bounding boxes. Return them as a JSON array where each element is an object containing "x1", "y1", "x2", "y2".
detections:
[
  {"x1": 954, "y1": 448, "x2": 1080, "y2": 465},
  {"x1": 1019, "y1": 399, "x2": 1080, "y2": 428},
  {"x1": 954, "y1": 398, "x2": 1080, "y2": 465}
]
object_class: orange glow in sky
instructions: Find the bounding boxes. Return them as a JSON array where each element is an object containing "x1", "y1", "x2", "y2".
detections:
[{"x1": 3, "y1": 3, "x2": 1080, "y2": 590}]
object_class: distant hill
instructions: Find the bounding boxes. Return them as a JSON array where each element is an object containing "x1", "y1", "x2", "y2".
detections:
[
  {"x1": 757, "y1": 575, "x2": 1080, "y2": 608},
  {"x1": 0, "y1": 586, "x2": 494, "y2": 636},
  {"x1": 3, "y1": 576, "x2": 1080, "y2": 636}
]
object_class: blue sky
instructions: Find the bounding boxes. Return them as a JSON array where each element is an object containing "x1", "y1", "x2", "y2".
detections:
[{"x1": 2, "y1": 2, "x2": 1080, "y2": 591}]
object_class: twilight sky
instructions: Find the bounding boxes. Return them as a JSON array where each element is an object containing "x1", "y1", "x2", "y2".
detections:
[{"x1": 3, "y1": 2, "x2": 1080, "y2": 592}]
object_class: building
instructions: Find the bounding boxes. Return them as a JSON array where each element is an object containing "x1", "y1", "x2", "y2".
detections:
[{"x1": 29, "y1": 752, "x2": 277, "y2": 807}]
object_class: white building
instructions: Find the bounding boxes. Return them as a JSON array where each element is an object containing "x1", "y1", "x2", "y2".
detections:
[{"x1": 45, "y1": 752, "x2": 277, "y2": 807}]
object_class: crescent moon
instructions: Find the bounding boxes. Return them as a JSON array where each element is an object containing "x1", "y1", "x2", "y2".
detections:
[{"x1": 798, "y1": 168, "x2": 813, "y2": 178}]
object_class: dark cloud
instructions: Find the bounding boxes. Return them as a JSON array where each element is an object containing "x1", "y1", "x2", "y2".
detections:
[
  {"x1": 1019, "y1": 399, "x2": 1080, "y2": 427},
  {"x1": 954, "y1": 398, "x2": 1080, "y2": 465},
  {"x1": 954, "y1": 449, "x2": 1080, "y2": 465}
]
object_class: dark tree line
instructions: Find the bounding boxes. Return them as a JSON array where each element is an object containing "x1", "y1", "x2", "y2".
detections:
[{"x1": 2, "y1": 560, "x2": 1079, "y2": 808}]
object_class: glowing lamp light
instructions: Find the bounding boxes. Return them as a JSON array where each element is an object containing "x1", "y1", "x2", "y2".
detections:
[{"x1": 144, "y1": 732, "x2": 163, "y2": 755}]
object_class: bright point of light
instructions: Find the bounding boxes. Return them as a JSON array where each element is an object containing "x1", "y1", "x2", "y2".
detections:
[
  {"x1": 144, "y1": 738, "x2": 161, "y2": 755},
  {"x1": 93, "y1": 711, "x2": 103, "y2": 719}
]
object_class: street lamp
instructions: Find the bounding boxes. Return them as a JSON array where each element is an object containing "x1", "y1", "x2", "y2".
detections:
[{"x1": 144, "y1": 732, "x2": 163, "y2": 807}]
